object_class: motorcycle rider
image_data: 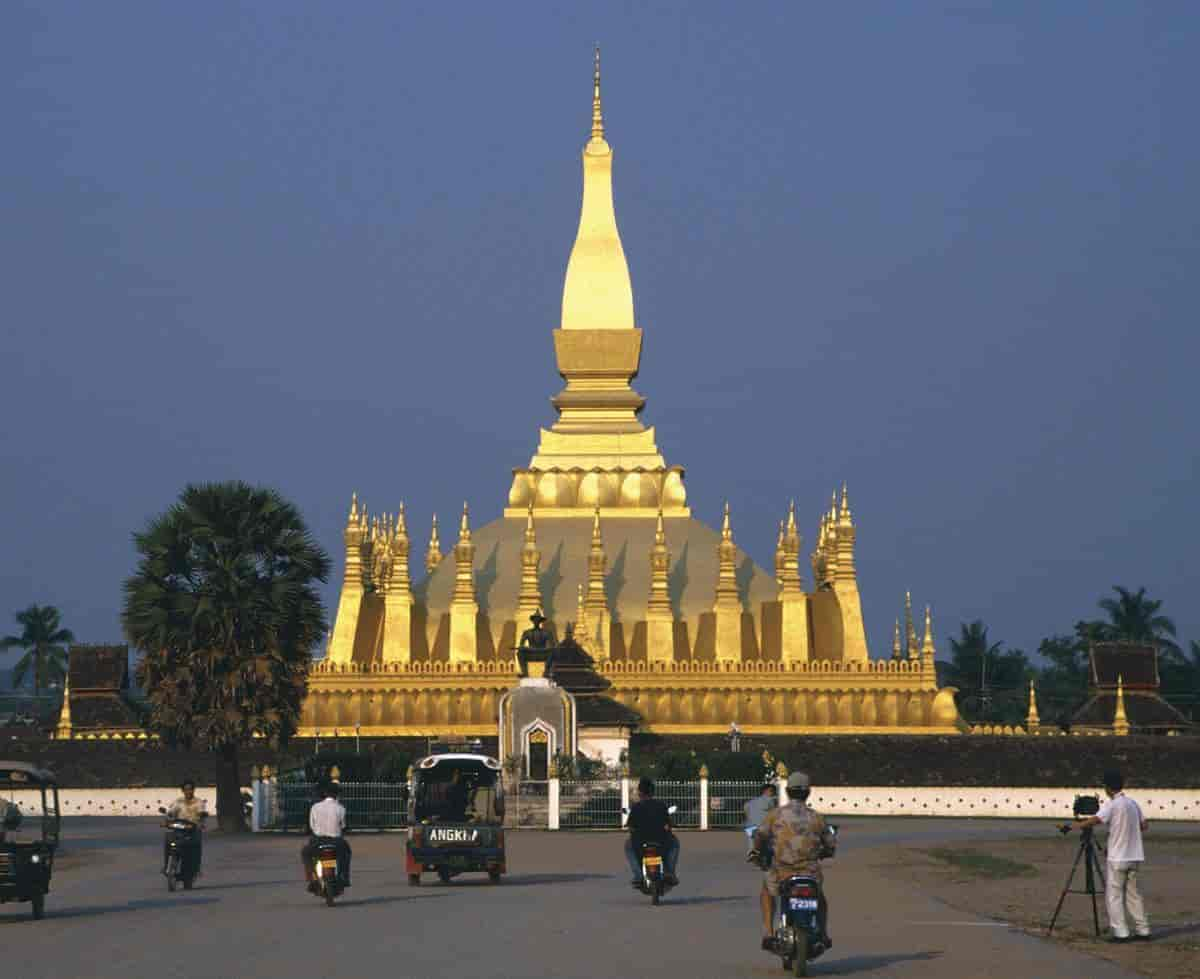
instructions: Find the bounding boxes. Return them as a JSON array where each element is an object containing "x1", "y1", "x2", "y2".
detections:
[
  {"x1": 162, "y1": 779, "x2": 207, "y2": 877},
  {"x1": 752, "y1": 771, "x2": 835, "y2": 952},
  {"x1": 624, "y1": 776, "x2": 679, "y2": 888},
  {"x1": 302, "y1": 781, "x2": 352, "y2": 889},
  {"x1": 743, "y1": 781, "x2": 777, "y2": 854}
]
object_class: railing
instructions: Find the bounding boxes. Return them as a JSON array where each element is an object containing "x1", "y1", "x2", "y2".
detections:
[
  {"x1": 559, "y1": 778, "x2": 623, "y2": 829},
  {"x1": 654, "y1": 779, "x2": 702, "y2": 829},
  {"x1": 252, "y1": 775, "x2": 767, "y2": 832},
  {"x1": 707, "y1": 780, "x2": 762, "y2": 828},
  {"x1": 259, "y1": 779, "x2": 408, "y2": 831}
]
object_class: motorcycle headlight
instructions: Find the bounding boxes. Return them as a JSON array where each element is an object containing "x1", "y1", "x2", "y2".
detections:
[{"x1": 30, "y1": 854, "x2": 40, "y2": 864}]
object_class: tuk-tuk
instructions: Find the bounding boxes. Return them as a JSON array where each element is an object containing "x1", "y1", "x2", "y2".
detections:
[
  {"x1": 0, "y1": 762, "x2": 60, "y2": 920},
  {"x1": 406, "y1": 752, "x2": 505, "y2": 885}
]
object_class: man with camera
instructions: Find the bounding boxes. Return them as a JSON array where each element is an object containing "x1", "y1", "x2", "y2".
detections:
[{"x1": 1071, "y1": 770, "x2": 1151, "y2": 943}]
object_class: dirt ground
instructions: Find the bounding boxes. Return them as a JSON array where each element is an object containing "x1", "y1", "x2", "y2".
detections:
[{"x1": 878, "y1": 832, "x2": 1200, "y2": 979}]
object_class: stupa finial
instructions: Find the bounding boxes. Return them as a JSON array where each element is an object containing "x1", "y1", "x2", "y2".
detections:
[
  {"x1": 721, "y1": 501, "x2": 731, "y2": 541},
  {"x1": 591, "y1": 45, "x2": 605, "y2": 141}
]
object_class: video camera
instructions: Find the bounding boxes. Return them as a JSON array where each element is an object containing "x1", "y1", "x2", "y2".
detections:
[{"x1": 1057, "y1": 794, "x2": 1102, "y2": 835}]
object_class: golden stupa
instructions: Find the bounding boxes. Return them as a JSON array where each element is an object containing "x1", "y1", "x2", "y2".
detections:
[{"x1": 301, "y1": 53, "x2": 963, "y2": 738}]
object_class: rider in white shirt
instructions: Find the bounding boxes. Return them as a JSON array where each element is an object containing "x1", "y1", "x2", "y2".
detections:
[
  {"x1": 302, "y1": 782, "x2": 352, "y2": 888},
  {"x1": 1073, "y1": 770, "x2": 1150, "y2": 942}
]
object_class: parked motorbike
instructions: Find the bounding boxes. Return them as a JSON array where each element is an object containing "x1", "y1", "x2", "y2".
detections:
[
  {"x1": 157, "y1": 807, "x2": 201, "y2": 892},
  {"x1": 309, "y1": 839, "x2": 344, "y2": 907},
  {"x1": 769, "y1": 824, "x2": 838, "y2": 977}
]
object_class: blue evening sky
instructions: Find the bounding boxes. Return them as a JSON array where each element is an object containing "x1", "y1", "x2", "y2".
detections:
[{"x1": 3, "y1": 2, "x2": 1197, "y2": 664}]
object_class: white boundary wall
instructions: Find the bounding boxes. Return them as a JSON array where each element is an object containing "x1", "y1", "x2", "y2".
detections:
[
  {"x1": 5, "y1": 785, "x2": 1199, "y2": 821},
  {"x1": 7, "y1": 787, "x2": 222, "y2": 817},
  {"x1": 803, "y1": 786, "x2": 1199, "y2": 821}
]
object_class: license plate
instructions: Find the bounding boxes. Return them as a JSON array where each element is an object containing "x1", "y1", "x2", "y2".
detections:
[
  {"x1": 320, "y1": 860, "x2": 337, "y2": 873},
  {"x1": 789, "y1": 898, "x2": 818, "y2": 910},
  {"x1": 644, "y1": 857, "x2": 662, "y2": 868}
]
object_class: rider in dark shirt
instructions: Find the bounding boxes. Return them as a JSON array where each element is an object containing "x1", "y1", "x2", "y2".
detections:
[{"x1": 625, "y1": 777, "x2": 680, "y2": 887}]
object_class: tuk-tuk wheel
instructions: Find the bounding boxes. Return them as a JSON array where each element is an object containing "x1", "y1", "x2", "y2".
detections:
[
  {"x1": 31, "y1": 893, "x2": 44, "y2": 920},
  {"x1": 488, "y1": 870, "x2": 502, "y2": 884},
  {"x1": 407, "y1": 874, "x2": 421, "y2": 887}
]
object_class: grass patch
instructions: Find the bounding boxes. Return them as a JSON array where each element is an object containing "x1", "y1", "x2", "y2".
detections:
[{"x1": 924, "y1": 847, "x2": 1039, "y2": 879}]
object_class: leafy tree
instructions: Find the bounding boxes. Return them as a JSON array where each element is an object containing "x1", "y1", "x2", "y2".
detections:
[
  {"x1": 945, "y1": 621, "x2": 1030, "y2": 725},
  {"x1": 122, "y1": 482, "x2": 329, "y2": 832},
  {"x1": 2, "y1": 605, "x2": 74, "y2": 695},
  {"x1": 1085, "y1": 586, "x2": 1180, "y2": 654},
  {"x1": 1159, "y1": 640, "x2": 1200, "y2": 722},
  {"x1": 1034, "y1": 633, "x2": 1090, "y2": 727}
]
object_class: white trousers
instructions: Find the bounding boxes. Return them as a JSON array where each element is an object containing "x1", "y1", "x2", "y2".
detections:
[{"x1": 1105, "y1": 861, "x2": 1150, "y2": 938}]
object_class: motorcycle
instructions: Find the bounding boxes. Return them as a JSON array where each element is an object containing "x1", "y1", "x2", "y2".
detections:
[
  {"x1": 769, "y1": 824, "x2": 838, "y2": 977},
  {"x1": 157, "y1": 808, "x2": 202, "y2": 892},
  {"x1": 624, "y1": 804, "x2": 678, "y2": 906},
  {"x1": 309, "y1": 839, "x2": 345, "y2": 907}
]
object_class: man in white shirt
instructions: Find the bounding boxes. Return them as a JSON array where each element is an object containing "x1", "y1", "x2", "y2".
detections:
[
  {"x1": 1074, "y1": 770, "x2": 1150, "y2": 942},
  {"x1": 302, "y1": 782, "x2": 351, "y2": 889}
]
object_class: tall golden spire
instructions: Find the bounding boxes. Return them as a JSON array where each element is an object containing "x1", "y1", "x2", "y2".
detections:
[
  {"x1": 646, "y1": 508, "x2": 673, "y2": 663},
  {"x1": 713, "y1": 502, "x2": 743, "y2": 664},
  {"x1": 448, "y1": 503, "x2": 477, "y2": 665},
  {"x1": 515, "y1": 503, "x2": 544, "y2": 631},
  {"x1": 905, "y1": 592, "x2": 918, "y2": 660},
  {"x1": 774, "y1": 519, "x2": 787, "y2": 586},
  {"x1": 584, "y1": 505, "x2": 610, "y2": 656},
  {"x1": 892, "y1": 619, "x2": 902, "y2": 660},
  {"x1": 54, "y1": 669, "x2": 72, "y2": 740}
]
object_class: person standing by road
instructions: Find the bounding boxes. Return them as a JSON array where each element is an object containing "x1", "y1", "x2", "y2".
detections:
[{"x1": 1073, "y1": 769, "x2": 1151, "y2": 943}]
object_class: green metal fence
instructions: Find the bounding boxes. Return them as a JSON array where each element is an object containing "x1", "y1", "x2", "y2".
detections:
[{"x1": 262, "y1": 780, "x2": 408, "y2": 831}]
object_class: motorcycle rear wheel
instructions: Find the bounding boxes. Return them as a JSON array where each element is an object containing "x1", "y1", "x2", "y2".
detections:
[
  {"x1": 31, "y1": 893, "x2": 44, "y2": 920},
  {"x1": 324, "y1": 886, "x2": 335, "y2": 907},
  {"x1": 166, "y1": 856, "x2": 179, "y2": 892},
  {"x1": 792, "y1": 951, "x2": 807, "y2": 977}
]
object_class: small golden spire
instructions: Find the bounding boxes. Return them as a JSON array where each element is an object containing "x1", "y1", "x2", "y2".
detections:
[
  {"x1": 425, "y1": 513, "x2": 442, "y2": 575},
  {"x1": 1026, "y1": 677, "x2": 1041, "y2": 731},
  {"x1": 839, "y1": 482, "x2": 852, "y2": 524},
  {"x1": 721, "y1": 501, "x2": 731, "y2": 541},
  {"x1": 921, "y1": 605, "x2": 936, "y2": 662},
  {"x1": 349, "y1": 492, "x2": 359, "y2": 523},
  {"x1": 1113, "y1": 674, "x2": 1130, "y2": 736},
  {"x1": 525, "y1": 501, "x2": 536, "y2": 542},
  {"x1": 892, "y1": 619, "x2": 902, "y2": 660},
  {"x1": 654, "y1": 507, "x2": 665, "y2": 546},
  {"x1": 829, "y1": 490, "x2": 839, "y2": 524},
  {"x1": 591, "y1": 504, "x2": 603, "y2": 545},
  {"x1": 591, "y1": 45, "x2": 604, "y2": 141},
  {"x1": 396, "y1": 502, "x2": 407, "y2": 538},
  {"x1": 459, "y1": 501, "x2": 471, "y2": 541}
]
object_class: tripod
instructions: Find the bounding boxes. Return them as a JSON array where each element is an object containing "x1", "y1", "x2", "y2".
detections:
[{"x1": 1047, "y1": 827, "x2": 1106, "y2": 936}]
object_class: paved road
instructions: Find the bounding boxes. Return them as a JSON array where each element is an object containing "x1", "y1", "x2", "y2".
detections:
[{"x1": 1, "y1": 817, "x2": 1149, "y2": 978}]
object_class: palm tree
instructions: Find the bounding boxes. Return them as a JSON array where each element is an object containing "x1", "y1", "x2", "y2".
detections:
[
  {"x1": 950, "y1": 623, "x2": 1008, "y2": 724},
  {"x1": 122, "y1": 482, "x2": 330, "y2": 832},
  {"x1": 1, "y1": 605, "x2": 74, "y2": 695},
  {"x1": 1094, "y1": 586, "x2": 1180, "y2": 654}
]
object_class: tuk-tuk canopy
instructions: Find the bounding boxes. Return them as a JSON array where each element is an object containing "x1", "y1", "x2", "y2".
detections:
[{"x1": 0, "y1": 762, "x2": 57, "y2": 786}]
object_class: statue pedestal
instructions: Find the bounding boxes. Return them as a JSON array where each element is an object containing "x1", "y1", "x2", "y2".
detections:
[{"x1": 499, "y1": 649, "x2": 576, "y2": 781}]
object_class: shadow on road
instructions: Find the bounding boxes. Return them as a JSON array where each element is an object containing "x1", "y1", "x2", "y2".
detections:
[
  {"x1": 660, "y1": 895, "x2": 747, "y2": 907},
  {"x1": 1153, "y1": 921, "x2": 1200, "y2": 941},
  {"x1": 192, "y1": 879, "x2": 297, "y2": 891},
  {"x1": 438, "y1": 873, "x2": 615, "y2": 888},
  {"x1": 336, "y1": 893, "x2": 452, "y2": 908},
  {"x1": 816, "y1": 950, "x2": 943, "y2": 974},
  {"x1": 30, "y1": 896, "x2": 220, "y2": 920}
]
